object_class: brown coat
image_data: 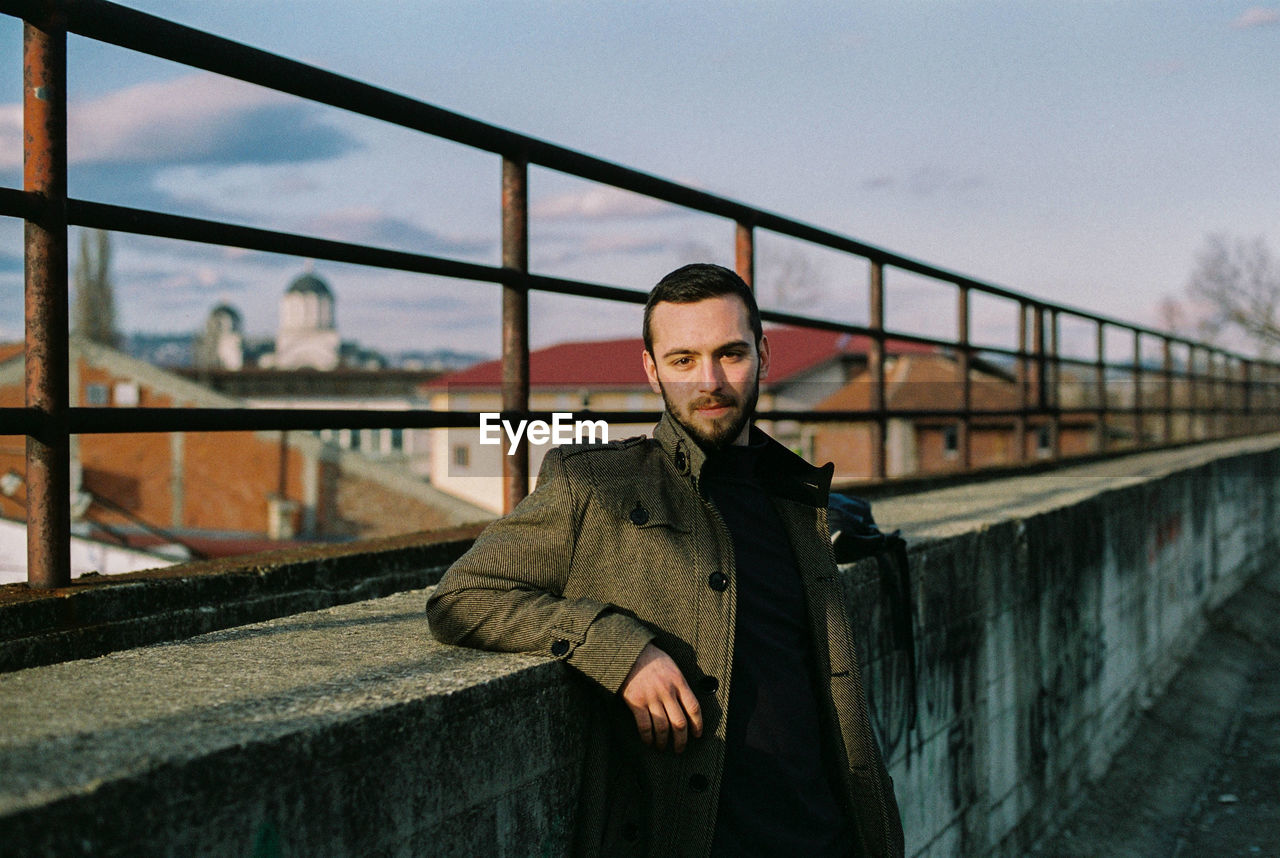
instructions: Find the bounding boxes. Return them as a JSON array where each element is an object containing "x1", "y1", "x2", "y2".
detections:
[{"x1": 426, "y1": 413, "x2": 904, "y2": 858}]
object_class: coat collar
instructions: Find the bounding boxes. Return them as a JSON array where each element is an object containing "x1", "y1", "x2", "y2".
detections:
[{"x1": 652, "y1": 411, "x2": 833, "y2": 508}]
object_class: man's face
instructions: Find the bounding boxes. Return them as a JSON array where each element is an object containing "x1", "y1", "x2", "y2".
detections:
[{"x1": 642, "y1": 295, "x2": 770, "y2": 451}]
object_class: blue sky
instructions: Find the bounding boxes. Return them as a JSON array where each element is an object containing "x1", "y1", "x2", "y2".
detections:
[{"x1": 1, "y1": 1, "x2": 1277, "y2": 361}]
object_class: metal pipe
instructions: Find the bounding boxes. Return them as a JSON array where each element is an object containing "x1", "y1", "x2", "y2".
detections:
[
  {"x1": 735, "y1": 221, "x2": 754, "y2": 289},
  {"x1": 23, "y1": 7, "x2": 70, "y2": 589},
  {"x1": 1095, "y1": 320, "x2": 1107, "y2": 452},
  {"x1": 1016, "y1": 302, "x2": 1028, "y2": 461},
  {"x1": 501, "y1": 154, "x2": 530, "y2": 514},
  {"x1": 957, "y1": 284, "x2": 971, "y2": 470},
  {"x1": 869, "y1": 260, "x2": 887, "y2": 479},
  {"x1": 1132, "y1": 329, "x2": 1143, "y2": 447}
]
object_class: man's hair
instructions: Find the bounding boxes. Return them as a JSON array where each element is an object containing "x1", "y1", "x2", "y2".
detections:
[{"x1": 642, "y1": 263, "x2": 763, "y2": 355}]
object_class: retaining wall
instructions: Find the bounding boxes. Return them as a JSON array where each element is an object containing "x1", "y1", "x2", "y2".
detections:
[{"x1": 0, "y1": 434, "x2": 1276, "y2": 856}]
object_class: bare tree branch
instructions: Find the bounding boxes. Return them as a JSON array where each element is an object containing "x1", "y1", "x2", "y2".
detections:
[{"x1": 1187, "y1": 233, "x2": 1280, "y2": 357}]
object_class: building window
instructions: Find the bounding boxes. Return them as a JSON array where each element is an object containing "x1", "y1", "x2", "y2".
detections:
[
  {"x1": 1036, "y1": 425, "x2": 1053, "y2": 456},
  {"x1": 349, "y1": 429, "x2": 362, "y2": 451},
  {"x1": 453, "y1": 445, "x2": 470, "y2": 468},
  {"x1": 85, "y1": 384, "x2": 109, "y2": 406},
  {"x1": 943, "y1": 425, "x2": 959, "y2": 458},
  {"x1": 390, "y1": 428, "x2": 404, "y2": 451},
  {"x1": 113, "y1": 382, "x2": 139, "y2": 407}
]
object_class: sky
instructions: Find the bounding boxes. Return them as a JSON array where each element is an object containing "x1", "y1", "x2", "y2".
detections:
[{"x1": 1, "y1": 0, "x2": 1277, "y2": 363}]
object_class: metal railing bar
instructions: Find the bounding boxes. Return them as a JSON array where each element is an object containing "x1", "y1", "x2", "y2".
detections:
[
  {"x1": 70, "y1": 199, "x2": 505, "y2": 285},
  {"x1": 49, "y1": 403, "x2": 1279, "y2": 437},
  {"x1": 0, "y1": 407, "x2": 43, "y2": 435},
  {"x1": 0, "y1": 185, "x2": 39, "y2": 219},
  {"x1": 64, "y1": 407, "x2": 485, "y2": 434}
]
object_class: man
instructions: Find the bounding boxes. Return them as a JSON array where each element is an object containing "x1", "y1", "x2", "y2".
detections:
[{"x1": 427, "y1": 263, "x2": 904, "y2": 857}]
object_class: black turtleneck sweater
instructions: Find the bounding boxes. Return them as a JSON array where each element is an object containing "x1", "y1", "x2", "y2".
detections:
[{"x1": 702, "y1": 442, "x2": 852, "y2": 857}]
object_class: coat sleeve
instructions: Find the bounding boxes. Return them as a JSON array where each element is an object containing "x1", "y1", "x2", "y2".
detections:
[{"x1": 425, "y1": 447, "x2": 656, "y2": 694}]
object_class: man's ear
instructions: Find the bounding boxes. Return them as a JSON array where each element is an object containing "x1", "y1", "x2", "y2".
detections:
[
  {"x1": 642, "y1": 349, "x2": 662, "y2": 395},
  {"x1": 757, "y1": 334, "x2": 770, "y2": 380}
]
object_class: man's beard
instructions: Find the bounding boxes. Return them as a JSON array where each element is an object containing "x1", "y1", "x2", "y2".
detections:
[{"x1": 658, "y1": 372, "x2": 761, "y2": 453}]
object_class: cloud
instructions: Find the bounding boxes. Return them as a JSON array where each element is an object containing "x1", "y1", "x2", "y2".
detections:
[
  {"x1": 0, "y1": 73, "x2": 361, "y2": 173},
  {"x1": 0, "y1": 249, "x2": 21, "y2": 274},
  {"x1": 531, "y1": 185, "x2": 686, "y2": 221},
  {"x1": 533, "y1": 233, "x2": 715, "y2": 269},
  {"x1": 1232, "y1": 7, "x2": 1280, "y2": 28},
  {"x1": 861, "y1": 166, "x2": 986, "y2": 196},
  {"x1": 297, "y1": 207, "x2": 493, "y2": 257}
]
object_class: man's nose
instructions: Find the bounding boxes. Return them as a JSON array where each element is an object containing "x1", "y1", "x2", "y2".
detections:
[{"x1": 694, "y1": 358, "x2": 725, "y2": 391}]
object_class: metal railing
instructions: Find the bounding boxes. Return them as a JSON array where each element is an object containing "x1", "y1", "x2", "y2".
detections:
[{"x1": 3, "y1": 0, "x2": 1279, "y2": 588}]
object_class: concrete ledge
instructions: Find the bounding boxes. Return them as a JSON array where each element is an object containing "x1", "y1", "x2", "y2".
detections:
[
  {"x1": 1, "y1": 434, "x2": 1278, "y2": 856},
  {"x1": 0, "y1": 525, "x2": 483, "y2": 674},
  {"x1": 0, "y1": 591, "x2": 585, "y2": 857}
]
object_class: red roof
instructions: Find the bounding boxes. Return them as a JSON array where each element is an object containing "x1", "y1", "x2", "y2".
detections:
[{"x1": 424, "y1": 327, "x2": 933, "y2": 392}]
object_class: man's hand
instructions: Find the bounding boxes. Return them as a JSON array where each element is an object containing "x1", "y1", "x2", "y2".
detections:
[{"x1": 619, "y1": 643, "x2": 704, "y2": 753}]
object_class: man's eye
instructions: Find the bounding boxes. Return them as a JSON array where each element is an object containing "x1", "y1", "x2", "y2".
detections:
[{"x1": 672, "y1": 357, "x2": 692, "y2": 367}]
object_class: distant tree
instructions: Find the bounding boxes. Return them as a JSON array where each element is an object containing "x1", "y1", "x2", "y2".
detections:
[
  {"x1": 73, "y1": 228, "x2": 120, "y2": 348},
  {"x1": 1183, "y1": 233, "x2": 1280, "y2": 357}
]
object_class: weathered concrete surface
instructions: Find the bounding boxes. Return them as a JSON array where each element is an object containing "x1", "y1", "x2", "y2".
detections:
[
  {"x1": 0, "y1": 524, "x2": 482, "y2": 674},
  {"x1": 0, "y1": 433, "x2": 1277, "y2": 856},
  {"x1": 855, "y1": 433, "x2": 1280, "y2": 857},
  {"x1": 0, "y1": 591, "x2": 583, "y2": 857},
  {"x1": 1029, "y1": 565, "x2": 1280, "y2": 857}
]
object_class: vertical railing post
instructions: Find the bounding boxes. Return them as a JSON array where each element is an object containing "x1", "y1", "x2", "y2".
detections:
[
  {"x1": 1016, "y1": 301, "x2": 1028, "y2": 461},
  {"x1": 1094, "y1": 320, "x2": 1107, "y2": 452},
  {"x1": 1049, "y1": 309, "x2": 1061, "y2": 459},
  {"x1": 1162, "y1": 337, "x2": 1174, "y2": 442},
  {"x1": 735, "y1": 221, "x2": 754, "y2": 289},
  {"x1": 869, "y1": 260, "x2": 887, "y2": 479},
  {"x1": 24, "y1": 8, "x2": 70, "y2": 589},
  {"x1": 1132, "y1": 329, "x2": 1143, "y2": 447},
  {"x1": 956, "y1": 284, "x2": 971, "y2": 470},
  {"x1": 501, "y1": 154, "x2": 529, "y2": 513},
  {"x1": 1242, "y1": 358, "x2": 1253, "y2": 436},
  {"x1": 1032, "y1": 305, "x2": 1046, "y2": 456}
]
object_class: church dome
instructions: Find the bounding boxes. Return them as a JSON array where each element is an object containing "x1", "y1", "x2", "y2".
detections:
[
  {"x1": 286, "y1": 272, "x2": 333, "y2": 299},
  {"x1": 209, "y1": 303, "x2": 242, "y2": 332}
]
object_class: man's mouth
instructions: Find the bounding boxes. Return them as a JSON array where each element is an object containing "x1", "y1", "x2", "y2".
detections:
[{"x1": 692, "y1": 397, "x2": 735, "y2": 418}]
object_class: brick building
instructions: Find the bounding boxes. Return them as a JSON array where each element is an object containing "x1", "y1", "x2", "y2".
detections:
[{"x1": 0, "y1": 339, "x2": 490, "y2": 563}]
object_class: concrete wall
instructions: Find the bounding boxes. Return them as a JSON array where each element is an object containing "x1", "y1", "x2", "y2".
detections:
[
  {"x1": 867, "y1": 434, "x2": 1279, "y2": 856},
  {"x1": 0, "y1": 434, "x2": 1276, "y2": 856}
]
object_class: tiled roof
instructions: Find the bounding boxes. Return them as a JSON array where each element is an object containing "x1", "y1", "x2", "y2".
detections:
[
  {"x1": 424, "y1": 327, "x2": 932, "y2": 391},
  {"x1": 816, "y1": 353, "x2": 1022, "y2": 413}
]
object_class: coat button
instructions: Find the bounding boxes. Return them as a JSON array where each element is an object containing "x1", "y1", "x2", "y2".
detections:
[
  {"x1": 698, "y1": 675, "x2": 719, "y2": 694},
  {"x1": 550, "y1": 639, "x2": 570, "y2": 656},
  {"x1": 707, "y1": 572, "x2": 729, "y2": 592},
  {"x1": 675, "y1": 450, "x2": 688, "y2": 472},
  {"x1": 688, "y1": 773, "x2": 709, "y2": 792},
  {"x1": 629, "y1": 504, "x2": 649, "y2": 526}
]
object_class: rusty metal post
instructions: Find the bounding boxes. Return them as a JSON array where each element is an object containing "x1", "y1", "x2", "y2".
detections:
[
  {"x1": 956, "y1": 284, "x2": 971, "y2": 470},
  {"x1": 1049, "y1": 309, "x2": 1061, "y2": 459},
  {"x1": 1016, "y1": 301, "x2": 1028, "y2": 461},
  {"x1": 1162, "y1": 337, "x2": 1174, "y2": 442},
  {"x1": 869, "y1": 260, "x2": 887, "y2": 479},
  {"x1": 24, "y1": 9, "x2": 70, "y2": 589},
  {"x1": 501, "y1": 155, "x2": 530, "y2": 513},
  {"x1": 1094, "y1": 320, "x2": 1107, "y2": 452},
  {"x1": 735, "y1": 221, "x2": 754, "y2": 289},
  {"x1": 1132, "y1": 329, "x2": 1143, "y2": 447}
]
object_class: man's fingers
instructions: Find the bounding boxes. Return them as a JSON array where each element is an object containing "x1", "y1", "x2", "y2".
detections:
[
  {"x1": 677, "y1": 680, "x2": 704, "y2": 739},
  {"x1": 649, "y1": 707, "x2": 670, "y2": 750},
  {"x1": 667, "y1": 701, "x2": 689, "y2": 754},
  {"x1": 631, "y1": 705, "x2": 654, "y2": 746}
]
